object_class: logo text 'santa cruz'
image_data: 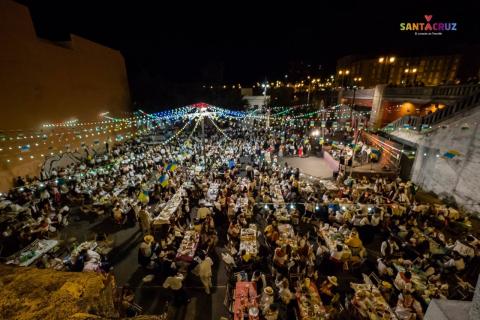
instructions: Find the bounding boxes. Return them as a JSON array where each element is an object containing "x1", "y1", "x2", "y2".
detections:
[{"x1": 400, "y1": 15, "x2": 457, "y2": 32}]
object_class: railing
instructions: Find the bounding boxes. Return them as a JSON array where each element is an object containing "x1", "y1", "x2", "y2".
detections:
[
  {"x1": 422, "y1": 88, "x2": 480, "y2": 126},
  {"x1": 384, "y1": 87, "x2": 433, "y2": 98},
  {"x1": 341, "y1": 88, "x2": 375, "y2": 100},
  {"x1": 342, "y1": 84, "x2": 480, "y2": 101},
  {"x1": 384, "y1": 115, "x2": 423, "y2": 131},
  {"x1": 431, "y1": 84, "x2": 480, "y2": 98},
  {"x1": 384, "y1": 88, "x2": 480, "y2": 132}
]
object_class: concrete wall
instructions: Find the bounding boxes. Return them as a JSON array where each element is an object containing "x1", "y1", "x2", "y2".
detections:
[
  {"x1": 369, "y1": 84, "x2": 387, "y2": 128},
  {"x1": 0, "y1": 0, "x2": 132, "y2": 190},
  {"x1": 390, "y1": 106, "x2": 480, "y2": 215},
  {"x1": 424, "y1": 299, "x2": 471, "y2": 320}
]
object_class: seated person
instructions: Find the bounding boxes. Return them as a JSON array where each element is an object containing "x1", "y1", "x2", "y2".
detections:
[
  {"x1": 394, "y1": 271, "x2": 414, "y2": 293},
  {"x1": 264, "y1": 222, "x2": 279, "y2": 243},
  {"x1": 319, "y1": 276, "x2": 338, "y2": 304},
  {"x1": 345, "y1": 230, "x2": 364, "y2": 257},
  {"x1": 330, "y1": 244, "x2": 351, "y2": 265},
  {"x1": 394, "y1": 293, "x2": 423, "y2": 320},
  {"x1": 443, "y1": 252, "x2": 465, "y2": 272}
]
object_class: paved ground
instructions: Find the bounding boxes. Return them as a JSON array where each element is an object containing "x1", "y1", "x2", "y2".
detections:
[
  {"x1": 281, "y1": 156, "x2": 333, "y2": 179},
  {"x1": 62, "y1": 208, "x2": 231, "y2": 320}
]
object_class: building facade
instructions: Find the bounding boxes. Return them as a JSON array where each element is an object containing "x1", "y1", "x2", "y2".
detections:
[{"x1": 336, "y1": 53, "x2": 479, "y2": 89}]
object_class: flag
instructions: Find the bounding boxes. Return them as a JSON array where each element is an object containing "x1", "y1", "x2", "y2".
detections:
[
  {"x1": 138, "y1": 191, "x2": 149, "y2": 204},
  {"x1": 166, "y1": 163, "x2": 177, "y2": 172},
  {"x1": 159, "y1": 174, "x2": 169, "y2": 187},
  {"x1": 443, "y1": 150, "x2": 461, "y2": 159}
]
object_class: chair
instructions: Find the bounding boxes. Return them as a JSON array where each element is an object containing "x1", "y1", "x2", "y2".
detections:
[{"x1": 369, "y1": 272, "x2": 381, "y2": 286}]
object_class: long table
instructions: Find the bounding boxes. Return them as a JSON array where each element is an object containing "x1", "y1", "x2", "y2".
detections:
[
  {"x1": 239, "y1": 224, "x2": 258, "y2": 256},
  {"x1": 236, "y1": 197, "x2": 252, "y2": 218},
  {"x1": 6, "y1": 239, "x2": 59, "y2": 267},
  {"x1": 153, "y1": 189, "x2": 183, "y2": 225},
  {"x1": 320, "y1": 226, "x2": 352, "y2": 256},
  {"x1": 233, "y1": 281, "x2": 258, "y2": 320},
  {"x1": 277, "y1": 223, "x2": 296, "y2": 248},
  {"x1": 351, "y1": 282, "x2": 398, "y2": 319},
  {"x1": 176, "y1": 230, "x2": 200, "y2": 262},
  {"x1": 270, "y1": 184, "x2": 285, "y2": 207},
  {"x1": 296, "y1": 282, "x2": 325, "y2": 319}
]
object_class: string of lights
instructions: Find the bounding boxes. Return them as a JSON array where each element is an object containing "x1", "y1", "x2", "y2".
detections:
[
  {"x1": 188, "y1": 117, "x2": 202, "y2": 139},
  {"x1": 161, "y1": 118, "x2": 195, "y2": 145},
  {"x1": 207, "y1": 115, "x2": 232, "y2": 141}
]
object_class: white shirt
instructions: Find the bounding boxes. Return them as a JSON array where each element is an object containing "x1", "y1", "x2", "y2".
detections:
[
  {"x1": 197, "y1": 257, "x2": 214, "y2": 278},
  {"x1": 163, "y1": 274, "x2": 184, "y2": 290}
]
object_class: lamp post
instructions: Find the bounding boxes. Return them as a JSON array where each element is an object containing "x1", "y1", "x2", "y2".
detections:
[
  {"x1": 348, "y1": 77, "x2": 363, "y2": 177},
  {"x1": 261, "y1": 81, "x2": 271, "y2": 128},
  {"x1": 307, "y1": 77, "x2": 317, "y2": 106},
  {"x1": 378, "y1": 56, "x2": 396, "y2": 84},
  {"x1": 337, "y1": 69, "x2": 350, "y2": 88}
]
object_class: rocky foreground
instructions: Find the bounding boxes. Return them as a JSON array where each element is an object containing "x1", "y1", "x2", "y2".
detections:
[{"x1": 0, "y1": 265, "x2": 161, "y2": 320}]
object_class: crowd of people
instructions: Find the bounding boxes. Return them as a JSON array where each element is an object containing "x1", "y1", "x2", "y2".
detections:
[{"x1": 0, "y1": 116, "x2": 479, "y2": 320}]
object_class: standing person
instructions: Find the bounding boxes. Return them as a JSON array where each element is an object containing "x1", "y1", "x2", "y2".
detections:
[
  {"x1": 138, "y1": 235, "x2": 154, "y2": 268},
  {"x1": 195, "y1": 255, "x2": 214, "y2": 294},
  {"x1": 138, "y1": 205, "x2": 151, "y2": 235},
  {"x1": 113, "y1": 204, "x2": 124, "y2": 224}
]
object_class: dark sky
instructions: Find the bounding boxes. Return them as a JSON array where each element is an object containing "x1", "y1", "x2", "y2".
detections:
[{"x1": 24, "y1": 0, "x2": 480, "y2": 84}]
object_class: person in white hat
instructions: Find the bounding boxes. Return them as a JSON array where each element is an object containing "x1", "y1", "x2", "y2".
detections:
[
  {"x1": 138, "y1": 235, "x2": 154, "y2": 268},
  {"x1": 320, "y1": 276, "x2": 338, "y2": 304},
  {"x1": 260, "y1": 286, "x2": 275, "y2": 313}
]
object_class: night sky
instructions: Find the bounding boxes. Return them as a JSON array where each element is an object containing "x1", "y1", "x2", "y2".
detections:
[{"x1": 23, "y1": 0, "x2": 479, "y2": 84}]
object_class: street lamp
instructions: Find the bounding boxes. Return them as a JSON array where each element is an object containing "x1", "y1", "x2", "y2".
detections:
[
  {"x1": 307, "y1": 78, "x2": 317, "y2": 106},
  {"x1": 261, "y1": 81, "x2": 271, "y2": 128},
  {"x1": 337, "y1": 69, "x2": 350, "y2": 87},
  {"x1": 378, "y1": 56, "x2": 396, "y2": 84},
  {"x1": 404, "y1": 67, "x2": 418, "y2": 86}
]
